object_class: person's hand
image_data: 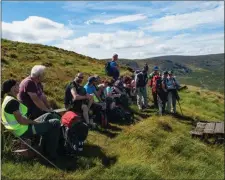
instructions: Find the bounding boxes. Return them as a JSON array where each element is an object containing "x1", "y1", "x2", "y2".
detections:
[{"x1": 86, "y1": 94, "x2": 93, "y2": 100}]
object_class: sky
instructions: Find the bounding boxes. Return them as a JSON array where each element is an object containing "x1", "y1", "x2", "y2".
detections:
[{"x1": 2, "y1": 1, "x2": 224, "y2": 59}]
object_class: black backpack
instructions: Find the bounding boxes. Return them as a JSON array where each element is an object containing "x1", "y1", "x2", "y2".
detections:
[
  {"x1": 108, "y1": 106, "x2": 134, "y2": 124},
  {"x1": 59, "y1": 122, "x2": 89, "y2": 155},
  {"x1": 105, "y1": 62, "x2": 112, "y2": 76},
  {"x1": 156, "y1": 78, "x2": 163, "y2": 92}
]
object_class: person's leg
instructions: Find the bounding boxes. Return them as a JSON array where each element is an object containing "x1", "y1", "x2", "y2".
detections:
[
  {"x1": 142, "y1": 87, "x2": 148, "y2": 107},
  {"x1": 157, "y1": 94, "x2": 163, "y2": 115},
  {"x1": 22, "y1": 115, "x2": 61, "y2": 159},
  {"x1": 152, "y1": 92, "x2": 158, "y2": 108},
  {"x1": 172, "y1": 91, "x2": 177, "y2": 113},
  {"x1": 81, "y1": 104, "x2": 90, "y2": 124},
  {"x1": 136, "y1": 88, "x2": 142, "y2": 109},
  {"x1": 166, "y1": 92, "x2": 172, "y2": 112}
]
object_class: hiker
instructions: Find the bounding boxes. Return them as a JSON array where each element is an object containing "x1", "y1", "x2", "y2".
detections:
[
  {"x1": 1, "y1": 79, "x2": 61, "y2": 160},
  {"x1": 123, "y1": 76, "x2": 133, "y2": 98},
  {"x1": 64, "y1": 73, "x2": 96, "y2": 128},
  {"x1": 84, "y1": 76, "x2": 103, "y2": 103},
  {"x1": 18, "y1": 65, "x2": 52, "y2": 119},
  {"x1": 110, "y1": 53, "x2": 120, "y2": 80},
  {"x1": 135, "y1": 68, "x2": 149, "y2": 110},
  {"x1": 144, "y1": 63, "x2": 149, "y2": 73},
  {"x1": 157, "y1": 71, "x2": 169, "y2": 115},
  {"x1": 166, "y1": 71, "x2": 181, "y2": 114},
  {"x1": 104, "y1": 79, "x2": 120, "y2": 110},
  {"x1": 84, "y1": 76, "x2": 107, "y2": 127},
  {"x1": 149, "y1": 66, "x2": 161, "y2": 108}
]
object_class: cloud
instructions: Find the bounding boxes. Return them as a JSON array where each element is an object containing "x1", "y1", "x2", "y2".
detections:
[
  {"x1": 2, "y1": 16, "x2": 74, "y2": 43},
  {"x1": 85, "y1": 14, "x2": 147, "y2": 25},
  {"x1": 55, "y1": 29, "x2": 224, "y2": 59},
  {"x1": 143, "y1": 5, "x2": 224, "y2": 32}
]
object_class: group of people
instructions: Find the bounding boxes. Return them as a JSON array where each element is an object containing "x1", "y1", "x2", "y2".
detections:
[
  {"x1": 1, "y1": 63, "x2": 135, "y2": 161},
  {"x1": 1, "y1": 53, "x2": 181, "y2": 162},
  {"x1": 106, "y1": 54, "x2": 181, "y2": 115}
]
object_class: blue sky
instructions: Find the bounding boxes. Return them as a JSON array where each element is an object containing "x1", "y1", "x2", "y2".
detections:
[{"x1": 2, "y1": 1, "x2": 224, "y2": 59}]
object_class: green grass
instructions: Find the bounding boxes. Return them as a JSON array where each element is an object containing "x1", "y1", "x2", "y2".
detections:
[{"x1": 1, "y1": 39, "x2": 224, "y2": 180}]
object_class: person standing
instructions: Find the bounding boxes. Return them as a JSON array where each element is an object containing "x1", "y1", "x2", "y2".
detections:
[
  {"x1": 157, "y1": 71, "x2": 169, "y2": 115},
  {"x1": 166, "y1": 71, "x2": 180, "y2": 114},
  {"x1": 135, "y1": 69, "x2": 148, "y2": 110},
  {"x1": 110, "y1": 53, "x2": 120, "y2": 80},
  {"x1": 149, "y1": 66, "x2": 161, "y2": 108}
]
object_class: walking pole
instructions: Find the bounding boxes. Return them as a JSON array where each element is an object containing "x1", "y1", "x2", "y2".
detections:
[
  {"x1": 16, "y1": 135, "x2": 61, "y2": 170},
  {"x1": 177, "y1": 99, "x2": 183, "y2": 116}
]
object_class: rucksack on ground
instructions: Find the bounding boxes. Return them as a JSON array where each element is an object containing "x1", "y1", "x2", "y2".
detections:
[
  {"x1": 60, "y1": 111, "x2": 89, "y2": 154},
  {"x1": 107, "y1": 106, "x2": 134, "y2": 124}
]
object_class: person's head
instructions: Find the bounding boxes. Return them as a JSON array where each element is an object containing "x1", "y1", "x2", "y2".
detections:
[
  {"x1": 1, "y1": 79, "x2": 19, "y2": 98},
  {"x1": 88, "y1": 76, "x2": 97, "y2": 86},
  {"x1": 103, "y1": 80, "x2": 109, "y2": 87},
  {"x1": 153, "y1": 66, "x2": 159, "y2": 74},
  {"x1": 94, "y1": 75, "x2": 101, "y2": 85},
  {"x1": 162, "y1": 71, "x2": 168, "y2": 78},
  {"x1": 75, "y1": 73, "x2": 84, "y2": 84},
  {"x1": 108, "y1": 79, "x2": 115, "y2": 87},
  {"x1": 112, "y1": 53, "x2": 118, "y2": 61},
  {"x1": 168, "y1": 71, "x2": 173, "y2": 77},
  {"x1": 142, "y1": 68, "x2": 147, "y2": 74},
  {"x1": 31, "y1": 65, "x2": 46, "y2": 82}
]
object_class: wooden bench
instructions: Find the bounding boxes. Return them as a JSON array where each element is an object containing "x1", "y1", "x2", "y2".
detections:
[
  {"x1": 190, "y1": 121, "x2": 224, "y2": 144},
  {"x1": 54, "y1": 108, "x2": 67, "y2": 116}
]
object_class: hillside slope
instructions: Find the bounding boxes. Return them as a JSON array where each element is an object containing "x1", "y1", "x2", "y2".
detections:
[{"x1": 1, "y1": 39, "x2": 224, "y2": 180}]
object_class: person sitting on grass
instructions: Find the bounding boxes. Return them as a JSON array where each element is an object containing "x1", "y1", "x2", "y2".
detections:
[
  {"x1": 64, "y1": 73, "x2": 96, "y2": 128},
  {"x1": 1, "y1": 79, "x2": 61, "y2": 161},
  {"x1": 18, "y1": 65, "x2": 53, "y2": 119}
]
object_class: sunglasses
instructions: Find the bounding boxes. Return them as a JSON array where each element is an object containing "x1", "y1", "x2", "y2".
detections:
[{"x1": 77, "y1": 76, "x2": 84, "y2": 79}]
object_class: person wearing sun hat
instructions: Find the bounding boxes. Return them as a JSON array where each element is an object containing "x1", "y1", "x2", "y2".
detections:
[{"x1": 1, "y1": 79, "x2": 61, "y2": 160}]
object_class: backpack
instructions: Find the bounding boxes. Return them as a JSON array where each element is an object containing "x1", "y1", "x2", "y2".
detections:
[
  {"x1": 105, "y1": 62, "x2": 112, "y2": 76},
  {"x1": 60, "y1": 111, "x2": 89, "y2": 154},
  {"x1": 108, "y1": 106, "x2": 134, "y2": 124},
  {"x1": 156, "y1": 78, "x2": 163, "y2": 92}
]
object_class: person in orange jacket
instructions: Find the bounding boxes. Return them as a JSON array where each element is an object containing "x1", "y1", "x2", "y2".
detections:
[{"x1": 149, "y1": 66, "x2": 161, "y2": 108}]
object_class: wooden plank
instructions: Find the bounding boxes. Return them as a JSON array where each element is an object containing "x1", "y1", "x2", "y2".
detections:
[
  {"x1": 54, "y1": 108, "x2": 67, "y2": 116},
  {"x1": 203, "y1": 123, "x2": 216, "y2": 134},
  {"x1": 214, "y1": 122, "x2": 224, "y2": 134},
  {"x1": 190, "y1": 122, "x2": 207, "y2": 136},
  {"x1": 54, "y1": 108, "x2": 67, "y2": 113}
]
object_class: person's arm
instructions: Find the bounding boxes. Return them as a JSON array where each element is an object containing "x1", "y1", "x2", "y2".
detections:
[
  {"x1": 71, "y1": 87, "x2": 88, "y2": 101},
  {"x1": 27, "y1": 92, "x2": 51, "y2": 112},
  {"x1": 41, "y1": 94, "x2": 51, "y2": 109},
  {"x1": 13, "y1": 111, "x2": 39, "y2": 125}
]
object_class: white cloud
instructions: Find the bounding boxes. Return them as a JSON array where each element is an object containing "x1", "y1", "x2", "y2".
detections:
[
  {"x1": 143, "y1": 5, "x2": 224, "y2": 32},
  {"x1": 85, "y1": 14, "x2": 147, "y2": 25},
  {"x1": 2, "y1": 16, "x2": 74, "y2": 43},
  {"x1": 55, "y1": 30, "x2": 224, "y2": 59}
]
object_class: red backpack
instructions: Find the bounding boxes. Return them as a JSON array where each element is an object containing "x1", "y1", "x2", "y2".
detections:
[
  {"x1": 61, "y1": 111, "x2": 80, "y2": 128},
  {"x1": 151, "y1": 75, "x2": 161, "y2": 93}
]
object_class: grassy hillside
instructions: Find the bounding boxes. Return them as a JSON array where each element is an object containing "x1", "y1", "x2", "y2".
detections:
[{"x1": 1, "y1": 39, "x2": 224, "y2": 180}]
